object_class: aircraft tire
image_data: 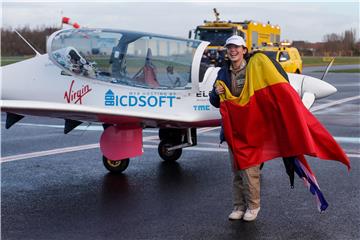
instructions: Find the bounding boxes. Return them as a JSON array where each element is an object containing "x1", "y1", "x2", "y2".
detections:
[
  {"x1": 158, "y1": 140, "x2": 182, "y2": 162},
  {"x1": 102, "y1": 156, "x2": 130, "y2": 173}
]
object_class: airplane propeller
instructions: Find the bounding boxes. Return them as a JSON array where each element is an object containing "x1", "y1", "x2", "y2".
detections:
[{"x1": 300, "y1": 58, "x2": 336, "y2": 109}]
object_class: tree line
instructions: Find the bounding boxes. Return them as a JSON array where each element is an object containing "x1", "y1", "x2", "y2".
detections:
[
  {"x1": 1, "y1": 26, "x2": 60, "y2": 56},
  {"x1": 322, "y1": 29, "x2": 359, "y2": 56},
  {"x1": 292, "y1": 29, "x2": 359, "y2": 56},
  {"x1": 1, "y1": 26, "x2": 359, "y2": 56}
]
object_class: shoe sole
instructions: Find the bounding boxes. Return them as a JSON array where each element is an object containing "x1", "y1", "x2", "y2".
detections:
[{"x1": 243, "y1": 217, "x2": 257, "y2": 222}]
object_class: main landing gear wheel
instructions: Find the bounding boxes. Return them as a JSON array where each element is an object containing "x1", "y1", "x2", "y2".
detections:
[
  {"x1": 158, "y1": 140, "x2": 182, "y2": 162},
  {"x1": 103, "y1": 156, "x2": 130, "y2": 173}
]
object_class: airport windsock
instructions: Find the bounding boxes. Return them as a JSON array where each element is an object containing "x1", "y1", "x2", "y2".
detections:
[
  {"x1": 62, "y1": 17, "x2": 80, "y2": 29},
  {"x1": 216, "y1": 52, "x2": 350, "y2": 211}
]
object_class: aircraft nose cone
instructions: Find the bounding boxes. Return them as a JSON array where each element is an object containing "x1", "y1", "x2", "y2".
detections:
[{"x1": 302, "y1": 76, "x2": 337, "y2": 99}]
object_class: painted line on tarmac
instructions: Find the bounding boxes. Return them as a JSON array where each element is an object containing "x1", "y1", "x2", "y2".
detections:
[
  {"x1": 1, "y1": 143, "x2": 100, "y2": 163},
  {"x1": 0, "y1": 128, "x2": 221, "y2": 163},
  {"x1": 0, "y1": 141, "x2": 227, "y2": 163},
  {"x1": 2, "y1": 140, "x2": 358, "y2": 163},
  {"x1": 311, "y1": 95, "x2": 360, "y2": 112},
  {"x1": 0, "y1": 135, "x2": 155, "y2": 163}
]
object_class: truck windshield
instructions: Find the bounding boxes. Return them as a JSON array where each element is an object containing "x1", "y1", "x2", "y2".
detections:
[{"x1": 195, "y1": 28, "x2": 233, "y2": 46}]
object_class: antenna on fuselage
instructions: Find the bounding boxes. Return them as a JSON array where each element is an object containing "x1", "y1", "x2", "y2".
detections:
[{"x1": 14, "y1": 30, "x2": 41, "y2": 56}]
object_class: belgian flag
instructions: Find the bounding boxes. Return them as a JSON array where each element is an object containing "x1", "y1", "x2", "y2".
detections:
[
  {"x1": 217, "y1": 53, "x2": 350, "y2": 211},
  {"x1": 217, "y1": 52, "x2": 349, "y2": 170}
]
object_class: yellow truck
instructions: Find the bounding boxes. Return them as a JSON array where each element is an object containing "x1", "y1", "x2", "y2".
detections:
[{"x1": 190, "y1": 9, "x2": 281, "y2": 65}]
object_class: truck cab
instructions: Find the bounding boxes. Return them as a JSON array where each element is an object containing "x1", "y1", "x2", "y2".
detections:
[{"x1": 191, "y1": 9, "x2": 281, "y2": 67}]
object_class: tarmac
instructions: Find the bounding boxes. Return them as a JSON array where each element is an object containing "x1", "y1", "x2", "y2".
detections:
[{"x1": 1, "y1": 69, "x2": 359, "y2": 240}]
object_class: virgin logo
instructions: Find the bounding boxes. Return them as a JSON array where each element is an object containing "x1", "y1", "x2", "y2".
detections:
[{"x1": 64, "y1": 80, "x2": 92, "y2": 104}]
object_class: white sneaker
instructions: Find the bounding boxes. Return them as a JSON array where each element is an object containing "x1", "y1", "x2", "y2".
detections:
[
  {"x1": 228, "y1": 207, "x2": 245, "y2": 220},
  {"x1": 243, "y1": 207, "x2": 260, "y2": 221}
]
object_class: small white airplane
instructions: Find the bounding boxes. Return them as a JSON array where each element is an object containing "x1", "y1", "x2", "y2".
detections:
[{"x1": 1, "y1": 28, "x2": 337, "y2": 173}]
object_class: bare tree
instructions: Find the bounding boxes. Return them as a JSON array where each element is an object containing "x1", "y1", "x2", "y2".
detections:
[
  {"x1": 343, "y1": 29, "x2": 356, "y2": 56},
  {"x1": 1, "y1": 26, "x2": 59, "y2": 56}
]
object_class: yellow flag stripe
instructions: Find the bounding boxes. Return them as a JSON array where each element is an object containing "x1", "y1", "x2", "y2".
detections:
[{"x1": 217, "y1": 53, "x2": 289, "y2": 106}]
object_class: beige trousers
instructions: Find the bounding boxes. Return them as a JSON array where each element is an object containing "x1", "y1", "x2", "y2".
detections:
[{"x1": 229, "y1": 148, "x2": 261, "y2": 210}]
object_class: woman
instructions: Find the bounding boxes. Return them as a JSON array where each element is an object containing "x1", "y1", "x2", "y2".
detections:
[{"x1": 209, "y1": 35, "x2": 261, "y2": 222}]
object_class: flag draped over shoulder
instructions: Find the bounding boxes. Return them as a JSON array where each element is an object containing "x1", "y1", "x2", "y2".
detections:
[
  {"x1": 217, "y1": 53, "x2": 350, "y2": 211},
  {"x1": 217, "y1": 53, "x2": 350, "y2": 170}
]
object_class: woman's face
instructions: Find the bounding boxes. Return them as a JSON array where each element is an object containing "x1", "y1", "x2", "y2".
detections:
[{"x1": 226, "y1": 44, "x2": 247, "y2": 62}]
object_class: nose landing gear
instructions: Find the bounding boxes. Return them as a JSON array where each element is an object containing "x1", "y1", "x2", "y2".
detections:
[
  {"x1": 157, "y1": 128, "x2": 197, "y2": 162},
  {"x1": 158, "y1": 140, "x2": 183, "y2": 162}
]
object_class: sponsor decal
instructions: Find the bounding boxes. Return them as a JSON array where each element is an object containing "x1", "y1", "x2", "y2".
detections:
[
  {"x1": 64, "y1": 80, "x2": 92, "y2": 104},
  {"x1": 196, "y1": 91, "x2": 211, "y2": 98},
  {"x1": 105, "y1": 90, "x2": 176, "y2": 108},
  {"x1": 193, "y1": 105, "x2": 210, "y2": 111}
]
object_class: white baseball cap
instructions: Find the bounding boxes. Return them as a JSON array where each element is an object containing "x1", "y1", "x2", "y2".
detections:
[{"x1": 225, "y1": 35, "x2": 246, "y2": 48}]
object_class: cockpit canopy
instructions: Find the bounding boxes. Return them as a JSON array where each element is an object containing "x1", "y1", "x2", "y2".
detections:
[{"x1": 47, "y1": 29, "x2": 205, "y2": 89}]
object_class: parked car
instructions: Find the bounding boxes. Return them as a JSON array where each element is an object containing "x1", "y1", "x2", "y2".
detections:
[{"x1": 260, "y1": 47, "x2": 303, "y2": 74}]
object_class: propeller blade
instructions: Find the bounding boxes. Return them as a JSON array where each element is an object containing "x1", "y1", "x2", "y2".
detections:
[
  {"x1": 321, "y1": 57, "x2": 335, "y2": 80},
  {"x1": 302, "y1": 92, "x2": 316, "y2": 109}
]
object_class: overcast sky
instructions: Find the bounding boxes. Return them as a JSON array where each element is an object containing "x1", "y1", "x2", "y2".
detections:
[{"x1": 2, "y1": 1, "x2": 359, "y2": 42}]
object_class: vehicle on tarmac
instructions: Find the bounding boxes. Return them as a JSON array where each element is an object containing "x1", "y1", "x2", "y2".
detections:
[
  {"x1": 1, "y1": 28, "x2": 337, "y2": 173},
  {"x1": 260, "y1": 46, "x2": 303, "y2": 74},
  {"x1": 190, "y1": 8, "x2": 281, "y2": 66}
]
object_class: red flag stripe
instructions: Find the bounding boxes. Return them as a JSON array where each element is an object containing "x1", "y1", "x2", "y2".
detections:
[{"x1": 221, "y1": 82, "x2": 350, "y2": 170}]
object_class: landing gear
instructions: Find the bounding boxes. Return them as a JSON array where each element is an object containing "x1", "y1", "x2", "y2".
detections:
[
  {"x1": 103, "y1": 156, "x2": 130, "y2": 173},
  {"x1": 157, "y1": 128, "x2": 197, "y2": 162},
  {"x1": 158, "y1": 140, "x2": 182, "y2": 162}
]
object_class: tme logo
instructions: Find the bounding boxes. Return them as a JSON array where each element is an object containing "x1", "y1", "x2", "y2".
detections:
[{"x1": 64, "y1": 80, "x2": 92, "y2": 104}]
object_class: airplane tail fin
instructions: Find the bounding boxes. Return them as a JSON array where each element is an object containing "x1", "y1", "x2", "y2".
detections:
[{"x1": 14, "y1": 30, "x2": 41, "y2": 56}]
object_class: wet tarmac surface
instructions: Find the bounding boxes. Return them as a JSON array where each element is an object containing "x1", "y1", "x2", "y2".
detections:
[{"x1": 1, "y1": 69, "x2": 359, "y2": 240}]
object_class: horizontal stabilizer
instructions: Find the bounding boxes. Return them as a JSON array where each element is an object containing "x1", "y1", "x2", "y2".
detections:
[
  {"x1": 5, "y1": 112, "x2": 24, "y2": 129},
  {"x1": 64, "y1": 119, "x2": 83, "y2": 134}
]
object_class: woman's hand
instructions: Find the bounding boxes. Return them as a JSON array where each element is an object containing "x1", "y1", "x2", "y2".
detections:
[{"x1": 215, "y1": 85, "x2": 225, "y2": 95}]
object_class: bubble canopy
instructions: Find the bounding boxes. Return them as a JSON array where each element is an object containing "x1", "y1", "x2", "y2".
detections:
[{"x1": 47, "y1": 28, "x2": 208, "y2": 89}]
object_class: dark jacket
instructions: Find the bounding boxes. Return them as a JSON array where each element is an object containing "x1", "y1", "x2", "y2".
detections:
[
  {"x1": 209, "y1": 61, "x2": 232, "y2": 109},
  {"x1": 209, "y1": 60, "x2": 233, "y2": 143}
]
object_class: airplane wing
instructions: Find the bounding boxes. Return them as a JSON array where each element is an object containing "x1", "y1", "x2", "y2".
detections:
[{"x1": 1, "y1": 100, "x2": 219, "y2": 127}]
